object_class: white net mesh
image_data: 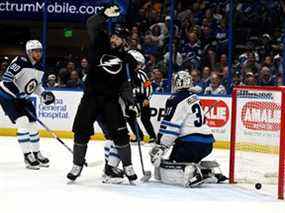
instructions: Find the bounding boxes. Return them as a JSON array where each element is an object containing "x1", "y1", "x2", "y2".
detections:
[{"x1": 233, "y1": 88, "x2": 284, "y2": 197}]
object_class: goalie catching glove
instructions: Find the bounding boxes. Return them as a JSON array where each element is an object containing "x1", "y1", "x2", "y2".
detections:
[
  {"x1": 41, "y1": 91, "x2": 55, "y2": 105},
  {"x1": 103, "y1": 4, "x2": 120, "y2": 18},
  {"x1": 149, "y1": 144, "x2": 168, "y2": 167}
]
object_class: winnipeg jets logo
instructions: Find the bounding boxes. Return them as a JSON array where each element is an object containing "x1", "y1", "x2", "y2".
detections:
[
  {"x1": 25, "y1": 79, "x2": 38, "y2": 95},
  {"x1": 98, "y1": 54, "x2": 122, "y2": 75}
]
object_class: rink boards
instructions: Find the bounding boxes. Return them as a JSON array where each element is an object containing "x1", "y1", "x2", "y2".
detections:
[
  {"x1": 0, "y1": 91, "x2": 231, "y2": 149},
  {"x1": 0, "y1": 90, "x2": 280, "y2": 152}
]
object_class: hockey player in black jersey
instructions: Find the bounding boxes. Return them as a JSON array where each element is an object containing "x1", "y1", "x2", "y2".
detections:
[
  {"x1": 67, "y1": 5, "x2": 139, "y2": 183},
  {"x1": 0, "y1": 40, "x2": 55, "y2": 169}
]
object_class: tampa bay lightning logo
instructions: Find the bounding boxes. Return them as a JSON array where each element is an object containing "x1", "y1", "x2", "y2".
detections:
[{"x1": 98, "y1": 54, "x2": 122, "y2": 75}]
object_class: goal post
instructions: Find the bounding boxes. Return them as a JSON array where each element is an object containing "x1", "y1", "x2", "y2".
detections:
[{"x1": 229, "y1": 86, "x2": 285, "y2": 200}]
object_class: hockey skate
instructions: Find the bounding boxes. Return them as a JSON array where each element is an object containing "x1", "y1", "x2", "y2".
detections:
[
  {"x1": 102, "y1": 164, "x2": 125, "y2": 184},
  {"x1": 24, "y1": 152, "x2": 40, "y2": 170},
  {"x1": 67, "y1": 164, "x2": 83, "y2": 181},
  {"x1": 33, "y1": 151, "x2": 49, "y2": 167},
  {"x1": 124, "y1": 165, "x2": 138, "y2": 184}
]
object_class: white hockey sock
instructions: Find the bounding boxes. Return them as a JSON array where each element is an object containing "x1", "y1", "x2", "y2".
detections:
[
  {"x1": 104, "y1": 140, "x2": 120, "y2": 167},
  {"x1": 30, "y1": 131, "x2": 40, "y2": 153},
  {"x1": 104, "y1": 140, "x2": 112, "y2": 162},
  {"x1": 108, "y1": 143, "x2": 120, "y2": 168},
  {"x1": 17, "y1": 129, "x2": 31, "y2": 154}
]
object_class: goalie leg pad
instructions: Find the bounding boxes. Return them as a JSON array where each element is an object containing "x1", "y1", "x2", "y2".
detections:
[
  {"x1": 159, "y1": 162, "x2": 185, "y2": 186},
  {"x1": 159, "y1": 161, "x2": 204, "y2": 187}
]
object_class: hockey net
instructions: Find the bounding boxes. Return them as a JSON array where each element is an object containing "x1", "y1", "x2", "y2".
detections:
[{"x1": 229, "y1": 86, "x2": 285, "y2": 200}]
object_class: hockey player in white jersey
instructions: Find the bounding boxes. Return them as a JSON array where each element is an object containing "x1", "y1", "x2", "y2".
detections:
[
  {"x1": 149, "y1": 71, "x2": 227, "y2": 187},
  {"x1": 0, "y1": 40, "x2": 55, "y2": 170}
]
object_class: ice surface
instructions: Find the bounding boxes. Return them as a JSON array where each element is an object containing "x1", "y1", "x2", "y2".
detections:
[{"x1": 0, "y1": 136, "x2": 284, "y2": 213}]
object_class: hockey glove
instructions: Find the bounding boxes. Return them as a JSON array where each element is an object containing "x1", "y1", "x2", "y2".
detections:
[
  {"x1": 149, "y1": 145, "x2": 168, "y2": 167},
  {"x1": 41, "y1": 91, "x2": 55, "y2": 105},
  {"x1": 128, "y1": 103, "x2": 141, "y2": 118},
  {"x1": 103, "y1": 4, "x2": 120, "y2": 18},
  {"x1": 13, "y1": 93, "x2": 29, "y2": 111}
]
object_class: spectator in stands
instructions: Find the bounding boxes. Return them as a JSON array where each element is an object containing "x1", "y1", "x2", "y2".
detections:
[
  {"x1": 217, "y1": 66, "x2": 228, "y2": 86},
  {"x1": 149, "y1": 23, "x2": 165, "y2": 47},
  {"x1": 151, "y1": 68, "x2": 168, "y2": 93},
  {"x1": 243, "y1": 72, "x2": 257, "y2": 86},
  {"x1": 181, "y1": 31, "x2": 202, "y2": 69},
  {"x1": 232, "y1": 73, "x2": 241, "y2": 87},
  {"x1": 163, "y1": 40, "x2": 183, "y2": 73},
  {"x1": 258, "y1": 66, "x2": 275, "y2": 86},
  {"x1": 201, "y1": 66, "x2": 211, "y2": 89},
  {"x1": 142, "y1": 35, "x2": 159, "y2": 55},
  {"x1": 263, "y1": 56, "x2": 276, "y2": 75},
  {"x1": 217, "y1": 54, "x2": 227, "y2": 70},
  {"x1": 189, "y1": 69, "x2": 203, "y2": 94},
  {"x1": 200, "y1": 24, "x2": 216, "y2": 48},
  {"x1": 149, "y1": 16, "x2": 169, "y2": 39},
  {"x1": 241, "y1": 52, "x2": 260, "y2": 76},
  {"x1": 145, "y1": 53, "x2": 158, "y2": 74},
  {"x1": 204, "y1": 73, "x2": 227, "y2": 95},
  {"x1": 78, "y1": 58, "x2": 88, "y2": 81},
  {"x1": 66, "y1": 70, "x2": 84, "y2": 89},
  {"x1": 66, "y1": 61, "x2": 76, "y2": 74},
  {"x1": 130, "y1": 37, "x2": 142, "y2": 50},
  {"x1": 57, "y1": 68, "x2": 69, "y2": 88},
  {"x1": 46, "y1": 74, "x2": 58, "y2": 88}
]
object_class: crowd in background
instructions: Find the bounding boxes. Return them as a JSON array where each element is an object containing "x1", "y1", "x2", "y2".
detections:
[{"x1": 0, "y1": 0, "x2": 284, "y2": 95}]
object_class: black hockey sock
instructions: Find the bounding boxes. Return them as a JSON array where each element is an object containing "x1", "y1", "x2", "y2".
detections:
[
  {"x1": 73, "y1": 143, "x2": 87, "y2": 166},
  {"x1": 116, "y1": 144, "x2": 132, "y2": 167}
]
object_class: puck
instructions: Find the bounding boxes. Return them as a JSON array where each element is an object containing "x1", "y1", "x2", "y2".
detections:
[{"x1": 255, "y1": 183, "x2": 262, "y2": 190}]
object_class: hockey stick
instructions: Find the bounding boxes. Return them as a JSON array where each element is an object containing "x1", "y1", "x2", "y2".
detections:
[
  {"x1": 24, "y1": 108, "x2": 88, "y2": 167},
  {"x1": 134, "y1": 121, "x2": 152, "y2": 182},
  {"x1": 126, "y1": 63, "x2": 152, "y2": 182}
]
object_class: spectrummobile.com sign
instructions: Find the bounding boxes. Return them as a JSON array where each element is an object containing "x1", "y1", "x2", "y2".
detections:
[{"x1": 0, "y1": 0, "x2": 128, "y2": 21}]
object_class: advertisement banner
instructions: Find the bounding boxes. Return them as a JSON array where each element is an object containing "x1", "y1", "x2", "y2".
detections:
[
  {"x1": 0, "y1": 0, "x2": 128, "y2": 22},
  {"x1": 0, "y1": 91, "x2": 232, "y2": 143},
  {"x1": 236, "y1": 89, "x2": 281, "y2": 146}
]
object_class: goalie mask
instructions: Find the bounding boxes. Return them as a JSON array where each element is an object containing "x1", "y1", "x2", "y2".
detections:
[{"x1": 173, "y1": 70, "x2": 193, "y2": 92}]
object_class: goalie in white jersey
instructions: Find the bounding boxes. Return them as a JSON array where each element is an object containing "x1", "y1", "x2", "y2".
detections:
[
  {"x1": 0, "y1": 40, "x2": 55, "y2": 170},
  {"x1": 149, "y1": 71, "x2": 227, "y2": 187}
]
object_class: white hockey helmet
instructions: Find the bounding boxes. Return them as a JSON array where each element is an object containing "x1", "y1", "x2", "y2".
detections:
[
  {"x1": 173, "y1": 70, "x2": 193, "y2": 92},
  {"x1": 26, "y1": 40, "x2": 43, "y2": 55},
  {"x1": 128, "y1": 49, "x2": 146, "y2": 66}
]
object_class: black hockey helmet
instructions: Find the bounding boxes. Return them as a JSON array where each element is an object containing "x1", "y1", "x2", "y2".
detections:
[{"x1": 113, "y1": 25, "x2": 130, "y2": 39}]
